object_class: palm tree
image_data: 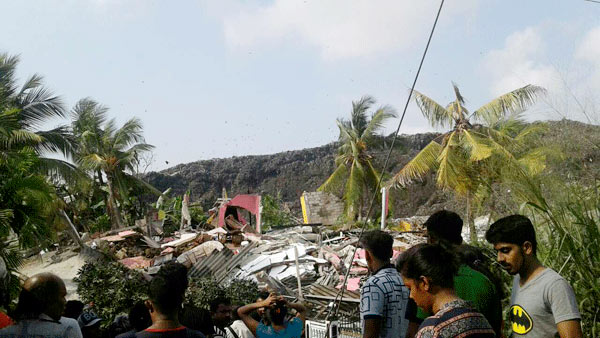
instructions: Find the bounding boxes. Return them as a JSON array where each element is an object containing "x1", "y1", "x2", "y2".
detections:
[
  {"x1": 387, "y1": 83, "x2": 546, "y2": 240},
  {"x1": 71, "y1": 98, "x2": 156, "y2": 229},
  {"x1": 0, "y1": 53, "x2": 75, "y2": 176},
  {"x1": 319, "y1": 96, "x2": 397, "y2": 222}
]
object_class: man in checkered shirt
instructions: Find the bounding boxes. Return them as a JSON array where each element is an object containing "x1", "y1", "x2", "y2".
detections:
[{"x1": 360, "y1": 231, "x2": 419, "y2": 338}]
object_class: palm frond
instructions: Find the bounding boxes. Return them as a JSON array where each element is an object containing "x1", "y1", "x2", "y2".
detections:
[
  {"x1": 451, "y1": 82, "x2": 466, "y2": 105},
  {"x1": 361, "y1": 105, "x2": 397, "y2": 141},
  {"x1": 18, "y1": 87, "x2": 65, "y2": 128},
  {"x1": 319, "y1": 164, "x2": 348, "y2": 194},
  {"x1": 112, "y1": 118, "x2": 145, "y2": 150},
  {"x1": 344, "y1": 161, "x2": 365, "y2": 217},
  {"x1": 436, "y1": 132, "x2": 469, "y2": 194},
  {"x1": 350, "y1": 96, "x2": 375, "y2": 135},
  {"x1": 35, "y1": 125, "x2": 75, "y2": 157},
  {"x1": 414, "y1": 90, "x2": 454, "y2": 129},
  {"x1": 461, "y1": 130, "x2": 492, "y2": 161},
  {"x1": 387, "y1": 139, "x2": 443, "y2": 188},
  {"x1": 473, "y1": 85, "x2": 546, "y2": 125}
]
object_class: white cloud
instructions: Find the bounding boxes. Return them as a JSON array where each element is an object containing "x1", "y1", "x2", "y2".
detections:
[
  {"x1": 576, "y1": 26, "x2": 600, "y2": 90},
  {"x1": 481, "y1": 27, "x2": 561, "y2": 96},
  {"x1": 221, "y1": 0, "x2": 478, "y2": 60}
]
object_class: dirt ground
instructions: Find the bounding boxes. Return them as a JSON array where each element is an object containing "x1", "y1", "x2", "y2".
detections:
[{"x1": 18, "y1": 250, "x2": 87, "y2": 300}]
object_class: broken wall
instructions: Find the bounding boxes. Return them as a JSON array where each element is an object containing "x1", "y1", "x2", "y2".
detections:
[{"x1": 301, "y1": 191, "x2": 344, "y2": 225}]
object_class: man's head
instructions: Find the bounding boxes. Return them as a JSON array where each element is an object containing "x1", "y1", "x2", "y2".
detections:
[
  {"x1": 16, "y1": 273, "x2": 67, "y2": 321},
  {"x1": 397, "y1": 244, "x2": 458, "y2": 314},
  {"x1": 209, "y1": 296, "x2": 231, "y2": 328},
  {"x1": 359, "y1": 230, "x2": 393, "y2": 271},
  {"x1": 146, "y1": 262, "x2": 188, "y2": 319},
  {"x1": 129, "y1": 301, "x2": 151, "y2": 331},
  {"x1": 256, "y1": 292, "x2": 269, "y2": 319},
  {"x1": 424, "y1": 210, "x2": 463, "y2": 245},
  {"x1": 485, "y1": 215, "x2": 537, "y2": 275},
  {"x1": 78, "y1": 311, "x2": 103, "y2": 338}
]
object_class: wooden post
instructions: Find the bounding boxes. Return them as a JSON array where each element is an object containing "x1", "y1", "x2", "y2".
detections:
[
  {"x1": 294, "y1": 246, "x2": 304, "y2": 301},
  {"x1": 59, "y1": 210, "x2": 83, "y2": 249}
]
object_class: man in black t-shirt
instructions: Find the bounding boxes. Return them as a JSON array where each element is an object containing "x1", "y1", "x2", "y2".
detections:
[{"x1": 136, "y1": 262, "x2": 205, "y2": 338}]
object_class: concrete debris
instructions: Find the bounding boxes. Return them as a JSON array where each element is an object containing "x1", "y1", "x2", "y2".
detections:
[{"x1": 79, "y1": 195, "x2": 428, "y2": 320}]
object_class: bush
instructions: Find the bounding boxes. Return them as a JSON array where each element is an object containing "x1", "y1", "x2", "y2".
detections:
[
  {"x1": 186, "y1": 277, "x2": 259, "y2": 309},
  {"x1": 74, "y1": 261, "x2": 148, "y2": 326}
]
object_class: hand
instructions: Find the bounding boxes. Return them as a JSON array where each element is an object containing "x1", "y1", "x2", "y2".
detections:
[{"x1": 260, "y1": 293, "x2": 277, "y2": 307}]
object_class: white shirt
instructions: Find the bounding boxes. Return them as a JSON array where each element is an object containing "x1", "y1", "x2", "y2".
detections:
[
  {"x1": 0, "y1": 313, "x2": 83, "y2": 338},
  {"x1": 226, "y1": 320, "x2": 255, "y2": 338}
]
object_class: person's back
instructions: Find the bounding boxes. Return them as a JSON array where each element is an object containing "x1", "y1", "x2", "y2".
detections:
[
  {"x1": 416, "y1": 299, "x2": 495, "y2": 338},
  {"x1": 137, "y1": 262, "x2": 204, "y2": 338},
  {"x1": 359, "y1": 230, "x2": 417, "y2": 338},
  {"x1": 136, "y1": 326, "x2": 206, "y2": 337}
]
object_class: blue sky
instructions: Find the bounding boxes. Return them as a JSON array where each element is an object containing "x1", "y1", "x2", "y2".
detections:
[{"x1": 1, "y1": 0, "x2": 599, "y2": 171}]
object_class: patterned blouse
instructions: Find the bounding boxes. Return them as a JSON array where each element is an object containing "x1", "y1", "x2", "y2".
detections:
[{"x1": 416, "y1": 299, "x2": 496, "y2": 338}]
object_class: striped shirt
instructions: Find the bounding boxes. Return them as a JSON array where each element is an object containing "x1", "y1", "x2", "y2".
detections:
[{"x1": 416, "y1": 300, "x2": 495, "y2": 338}]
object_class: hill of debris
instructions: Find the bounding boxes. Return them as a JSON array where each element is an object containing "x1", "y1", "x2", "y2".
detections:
[{"x1": 145, "y1": 119, "x2": 600, "y2": 218}]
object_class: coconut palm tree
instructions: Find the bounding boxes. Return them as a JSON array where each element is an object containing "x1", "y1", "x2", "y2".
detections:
[
  {"x1": 0, "y1": 53, "x2": 75, "y2": 175},
  {"x1": 72, "y1": 98, "x2": 156, "y2": 229},
  {"x1": 387, "y1": 83, "x2": 546, "y2": 240},
  {"x1": 319, "y1": 96, "x2": 397, "y2": 222}
]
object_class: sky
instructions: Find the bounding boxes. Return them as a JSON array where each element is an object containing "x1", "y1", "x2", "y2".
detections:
[{"x1": 1, "y1": 0, "x2": 599, "y2": 171}]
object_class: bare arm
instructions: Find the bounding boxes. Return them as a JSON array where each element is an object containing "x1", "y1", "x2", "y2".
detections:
[
  {"x1": 237, "y1": 295, "x2": 275, "y2": 336},
  {"x1": 286, "y1": 301, "x2": 308, "y2": 323},
  {"x1": 557, "y1": 320, "x2": 583, "y2": 338},
  {"x1": 363, "y1": 317, "x2": 382, "y2": 338}
]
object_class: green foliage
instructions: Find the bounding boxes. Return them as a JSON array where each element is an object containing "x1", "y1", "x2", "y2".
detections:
[
  {"x1": 89, "y1": 214, "x2": 111, "y2": 234},
  {"x1": 320, "y1": 96, "x2": 397, "y2": 222},
  {"x1": 185, "y1": 277, "x2": 225, "y2": 310},
  {"x1": 227, "y1": 279, "x2": 260, "y2": 306},
  {"x1": 74, "y1": 261, "x2": 148, "y2": 326},
  {"x1": 185, "y1": 277, "x2": 259, "y2": 310},
  {"x1": 507, "y1": 176, "x2": 600, "y2": 337},
  {"x1": 261, "y1": 193, "x2": 294, "y2": 228}
]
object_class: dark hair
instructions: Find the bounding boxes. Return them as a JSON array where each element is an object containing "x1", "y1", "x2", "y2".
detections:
[
  {"x1": 63, "y1": 300, "x2": 84, "y2": 319},
  {"x1": 397, "y1": 244, "x2": 458, "y2": 289},
  {"x1": 485, "y1": 215, "x2": 537, "y2": 254},
  {"x1": 12, "y1": 289, "x2": 44, "y2": 320},
  {"x1": 209, "y1": 296, "x2": 231, "y2": 313},
  {"x1": 424, "y1": 210, "x2": 463, "y2": 245},
  {"x1": 180, "y1": 305, "x2": 214, "y2": 334},
  {"x1": 148, "y1": 262, "x2": 189, "y2": 314},
  {"x1": 129, "y1": 301, "x2": 151, "y2": 331},
  {"x1": 267, "y1": 300, "x2": 287, "y2": 326},
  {"x1": 359, "y1": 230, "x2": 393, "y2": 262}
]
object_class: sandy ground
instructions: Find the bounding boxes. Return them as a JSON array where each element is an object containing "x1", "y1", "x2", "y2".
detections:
[{"x1": 18, "y1": 251, "x2": 87, "y2": 300}]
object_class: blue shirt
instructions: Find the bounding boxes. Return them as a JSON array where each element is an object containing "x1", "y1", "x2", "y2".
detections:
[
  {"x1": 360, "y1": 266, "x2": 412, "y2": 338},
  {"x1": 255, "y1": 317, "x2": 303, "y2": 338}
]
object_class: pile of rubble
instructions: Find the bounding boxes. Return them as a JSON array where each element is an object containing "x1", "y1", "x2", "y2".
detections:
[{"x1": 85, "y1": 218, "x2": 428, "y2": 320}]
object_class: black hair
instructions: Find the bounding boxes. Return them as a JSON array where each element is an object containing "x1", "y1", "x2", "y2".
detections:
[
  {"x1": 424, "y1": 210, "x2": 463, "y2": 245},
  {"x1": 148, "y1": 262, "x2": 189, "y2": 314},
  {"x1": 180, "y1": 305, "x2": 214, "y2": 334},
  {"x1": 63, "y1": 300, "x2": 84, "y2": 319},
  {"x1": 485, "y1": 214, "x2": 537, "y2": 254},
  {"x1": 12, "y1": 289, "x2": 43, "y2": 320},
  {"x1": 209, "y1": 296, "x2": 231, "y2": 313},
  {"x1": 266, "y1": 300, "x2": 287, "y2": 326},
  {"x1": 359, "y1": 230, "x2": 393, "y2": 262},
  {"x1": 397, "y1": 244, "x2": 458, "y2": 289},
  {"x1": 129, "y1": 301, "x2": 152, "y2": 331}
]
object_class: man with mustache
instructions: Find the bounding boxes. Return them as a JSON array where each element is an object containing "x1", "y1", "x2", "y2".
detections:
[{"x1": 485, "y1": 215, "x2": 582, "y2": 338}]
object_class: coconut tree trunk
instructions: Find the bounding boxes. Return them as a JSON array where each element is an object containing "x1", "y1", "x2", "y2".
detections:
[{"x1": 106, "y1": 174, "x2": 124, "y2": 229}]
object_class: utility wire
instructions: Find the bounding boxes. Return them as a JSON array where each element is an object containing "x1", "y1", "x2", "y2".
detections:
[{"x1": 325, "y1": 0, "x2": 446, "y2": 321}]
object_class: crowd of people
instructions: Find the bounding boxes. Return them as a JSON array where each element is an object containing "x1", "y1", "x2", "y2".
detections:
[{"x1": 0, "y1": 211, "x2": 584, "y2": 338}]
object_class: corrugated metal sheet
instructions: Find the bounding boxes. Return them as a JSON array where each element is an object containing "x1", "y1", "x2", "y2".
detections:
[{"x1": 188, "y1": 242, "x2": 259, "y2": 281}]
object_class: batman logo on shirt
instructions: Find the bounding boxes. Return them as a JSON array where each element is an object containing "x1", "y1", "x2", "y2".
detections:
[{"x1": 509, "y1": 305, "x2": 533, "y2": 335}]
